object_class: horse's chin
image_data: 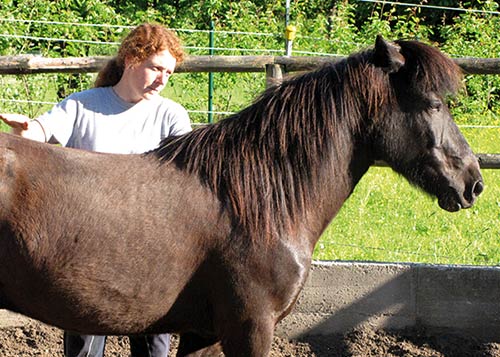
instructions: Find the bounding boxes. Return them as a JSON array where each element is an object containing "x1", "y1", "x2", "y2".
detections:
[
  {"x1": 437, "y1": 189, "x2": 474, "y2": 212},
  {"x1": 438, "y1": 196, "x2": 462, "y2": 212}
]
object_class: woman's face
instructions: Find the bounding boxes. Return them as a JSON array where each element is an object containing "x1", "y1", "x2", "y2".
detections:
[{"x1": 121, "y1": 49, "x2": 177, "y2": 103}]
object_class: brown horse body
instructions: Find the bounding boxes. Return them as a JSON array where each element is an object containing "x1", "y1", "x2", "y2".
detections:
[{"x1": 0, "y1": 37, "x2": 483, "y2": 356}]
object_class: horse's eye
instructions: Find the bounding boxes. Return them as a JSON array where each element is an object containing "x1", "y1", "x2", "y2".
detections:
[{"x1": 429, "y1": 99, "x2": 442, "y2": 111}]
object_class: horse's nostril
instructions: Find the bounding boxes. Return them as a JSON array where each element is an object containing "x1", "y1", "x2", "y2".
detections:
[{"x1": 473, "y1": 180, "x2": 484, "y2": 197}]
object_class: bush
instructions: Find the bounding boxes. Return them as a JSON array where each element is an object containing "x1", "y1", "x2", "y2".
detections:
[{"x1": 1, "y1": 0, "x2": 499, "y2": 124}]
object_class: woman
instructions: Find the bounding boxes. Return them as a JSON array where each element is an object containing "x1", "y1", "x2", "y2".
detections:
[{"x1": 1, "y1": 23, "x2": 191, "y2": 357}]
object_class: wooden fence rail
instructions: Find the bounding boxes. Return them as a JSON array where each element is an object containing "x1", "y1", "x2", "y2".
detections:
[
  {"x1": 1, "y1": 54, "x2": 499, "y2": 168},
  {"x1": 1, "y1": 55, "x2": 500, "y2": 75},
  {"x1": 377, "y1": 154, "x2": 500, "y2": 169}
]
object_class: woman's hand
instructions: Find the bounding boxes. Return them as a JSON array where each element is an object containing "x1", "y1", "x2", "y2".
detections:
[
  {"x1": 0, "y1": 114, "x2": 46, "y2": 142},
  {"x1": 0, "y1": 113, "x2": 30, "y2": 133}
]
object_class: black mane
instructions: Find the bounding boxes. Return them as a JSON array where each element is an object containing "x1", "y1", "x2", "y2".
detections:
[{"x1": 154, "y1": 39, "x2": 462, "y2": 242}]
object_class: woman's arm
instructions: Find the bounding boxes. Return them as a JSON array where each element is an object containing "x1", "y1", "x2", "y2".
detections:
[{"x1": 0, "y1": 114, "x2": 47, "y2": 142}]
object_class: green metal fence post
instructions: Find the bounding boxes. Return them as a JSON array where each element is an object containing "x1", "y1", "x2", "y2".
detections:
[{"x1": 208, "y1": 21, "x2": 215, "y2": 124}]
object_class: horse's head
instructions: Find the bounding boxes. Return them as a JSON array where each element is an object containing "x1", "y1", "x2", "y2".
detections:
[{"x1": 369, "y1": 36, "x2": 483, "y2": 211}]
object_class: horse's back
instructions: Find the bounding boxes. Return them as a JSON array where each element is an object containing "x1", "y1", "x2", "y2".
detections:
[{"x1": 0, "y1": 132, "x2": 229, "y2": 333}]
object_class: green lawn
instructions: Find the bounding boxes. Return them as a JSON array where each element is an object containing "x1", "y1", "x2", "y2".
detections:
[{"x1": 314, "y1": 167, "x2": 499, "y2": 266}]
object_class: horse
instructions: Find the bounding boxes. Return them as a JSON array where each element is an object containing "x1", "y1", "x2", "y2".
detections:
[{"x1": 0, "y1": 36, "x2": 483, "y2": 356}]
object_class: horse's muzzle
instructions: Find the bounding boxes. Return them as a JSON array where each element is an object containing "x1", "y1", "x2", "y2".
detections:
[{"x1": 438, "y1": 174, "x2": 484, "y2": 212}]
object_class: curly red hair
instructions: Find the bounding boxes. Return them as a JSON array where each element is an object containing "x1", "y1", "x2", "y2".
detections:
[{"x1": 95, "y1": 23, "x2": 185, "y2": 88}]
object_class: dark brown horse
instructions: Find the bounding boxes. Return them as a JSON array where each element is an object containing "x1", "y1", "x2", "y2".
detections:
[{"x1": 0, "y1": 36, "x2": 483, "y2": 356}]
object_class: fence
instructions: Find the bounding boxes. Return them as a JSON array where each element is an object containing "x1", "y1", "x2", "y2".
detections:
[
  {"x1": 1, "y1": 53, "x2": 500, "y2": 169},
  {"x1": 2, "y1": 53, "x2": 500, "y2": 75}
]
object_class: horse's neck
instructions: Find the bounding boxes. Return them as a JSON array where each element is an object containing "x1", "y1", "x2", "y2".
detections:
[{"x1": 304, "y1": 141, "x2": 372, "y2": 249}]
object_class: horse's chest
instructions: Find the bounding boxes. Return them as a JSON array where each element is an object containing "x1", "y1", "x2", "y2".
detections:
[{"x1": 239, "y1": 240, "x2": 311, "y2": 318}]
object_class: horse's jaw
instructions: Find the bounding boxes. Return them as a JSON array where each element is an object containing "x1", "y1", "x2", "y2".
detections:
[{"x1": 399, "y1": 153, "x2": 484, "y2": 213}]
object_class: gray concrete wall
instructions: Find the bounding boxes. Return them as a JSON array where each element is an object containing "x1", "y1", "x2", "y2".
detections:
[
  {"x1": 276, "y1": 261, "x2": 500, "y2": 341},
  {"x1": 1, "y1": 261, "x2": 499, "y2": 341}
]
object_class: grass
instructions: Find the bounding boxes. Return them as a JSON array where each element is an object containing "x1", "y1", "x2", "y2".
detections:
[{"x1": 314, "y1": 167, "x2": 500, "y2": 266}]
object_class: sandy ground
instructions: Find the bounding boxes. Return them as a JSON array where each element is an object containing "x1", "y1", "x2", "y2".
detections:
[{"x1": 0, "y1": 319, "x2": 499, "y2": 356}]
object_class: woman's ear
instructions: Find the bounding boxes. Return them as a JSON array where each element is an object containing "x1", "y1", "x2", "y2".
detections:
[{"x1": 123, "y1": 56, "x2": 136, "y2": 70}]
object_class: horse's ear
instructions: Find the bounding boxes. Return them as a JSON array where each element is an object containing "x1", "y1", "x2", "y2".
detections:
[{"x1": 373, "y1": 35, "x2": 405, "y2": 73}]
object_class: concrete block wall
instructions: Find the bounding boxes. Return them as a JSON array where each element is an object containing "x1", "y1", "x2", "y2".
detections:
[{"x1": 276, "y1": 261, "x2": 500, "y2": 341}]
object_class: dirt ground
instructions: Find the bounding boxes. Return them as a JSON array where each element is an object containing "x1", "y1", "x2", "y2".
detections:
[{"x1": 0, "y1": 320, "x2": 499, "y2": 356}]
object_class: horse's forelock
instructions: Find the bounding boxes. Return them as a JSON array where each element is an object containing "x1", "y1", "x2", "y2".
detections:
[{"x1": 396, "y1": 40, "x2": 463, "y2": 97}]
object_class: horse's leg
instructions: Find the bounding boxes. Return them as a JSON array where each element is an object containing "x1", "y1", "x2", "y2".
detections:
[
  {"x1": 176, "y1": 332, "x2": 222, "y2": 357},
  {"x1": 220, "y1": 318, "x2": 274, "y2": 357}
]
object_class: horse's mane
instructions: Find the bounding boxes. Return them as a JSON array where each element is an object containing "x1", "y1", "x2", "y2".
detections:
[{"x1": 154, "y1": 39, "x2": 462, "y2": 243}]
